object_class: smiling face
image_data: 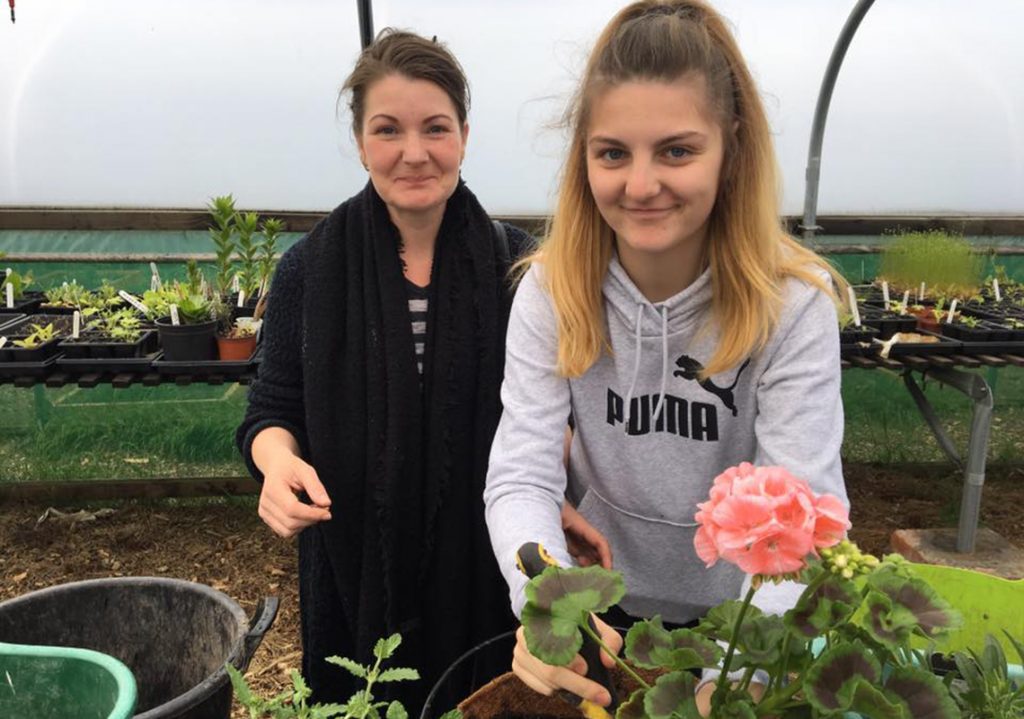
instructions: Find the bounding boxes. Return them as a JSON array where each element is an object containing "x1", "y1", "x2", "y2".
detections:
[
  {"x1": 586, "y1": 74, "x2": 726, "y2": 271},
  {"x1": 357, "y1": 74, "x2": 468, "y2": 224}
]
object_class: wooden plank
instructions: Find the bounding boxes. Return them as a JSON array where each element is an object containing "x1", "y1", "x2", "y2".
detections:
[
  {"x1": 206, "y1": 374, "x2": 225, "y2": 386},
  {"x1": 141, "y1": 372, "x2": 162, "y2": 386},
  {"x1": 840, "y1": 359, "x2": 851, "y2": 371},
  {"x1": 0, "y1": 476, "x2": 261, "y2": 503},
  {"x1": 45, "y1": 372, "x2": 70, "y2": 388},
  {"x1": 878, "y1": 357, "x2": 904, "y2": 371},
  {"x1": 949, "y1": 354, "x2": 981, "y2": 368},
  {"x1": 849, "y1": 356, "x2": 876, "y2": 370},
  {"x1": 111, "y1": 373, "x2": 135, "y2": 388},
  {"x1": 77, "y1": 373, "x2": 102, "y2": 388},
  {"x1": 900, "y1": 355, "x2": 930, "y2": 370},
  {"x1": 975, "y1": 354, "x2": 1008, "y2": 367},
  {"x1": 927, "y1": 355, "x2": 954, "y2": 368},
  {"x1": 13, "y1": 376, "x2": 37, "y2": 388},
  {"x1": 1002, "y1": 354, "x2": 1024, "y2": 367},
  {"x1": 174, "y1": 374, "x2": 193, "y2": 386},
  {"x1": 239, "y1": 373, "x2": 256, "y2": 386}
]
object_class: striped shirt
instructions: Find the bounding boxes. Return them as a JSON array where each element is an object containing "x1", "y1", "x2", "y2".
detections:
[{"x1": 406, "y1": 280, "x2": 429, "y2": 375}]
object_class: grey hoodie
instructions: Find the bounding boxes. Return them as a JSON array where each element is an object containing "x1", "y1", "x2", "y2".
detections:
[{"x1": 484, "y1": 255, "x2": 847, "y2": 623}]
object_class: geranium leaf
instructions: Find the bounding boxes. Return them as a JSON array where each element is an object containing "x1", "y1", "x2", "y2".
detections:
[
  {"x1": 785, "y1": 575, "x2": 859, "y2": 638},
  {"x1": 868, "y1": 570, "x2": 961, "y2": 640},
  {"x1": 615, "y1": 688, "x2": 648, "y2": 719},
  {"x1": 520, "y1": 601, "x2": 584, "y2": 667},
  {"x1": 804, "y1": 642, "x2": 881, "y2": 713},
  {"x1": 863, "y1": 590, "x2": 919, "y2": 649},
  {"x1": 882, "y1": 666, "x2": 960, "y2": 719},
  {"x1": 695, "y1": 600, "x2": 763, "y2": 643},
  {"x1": 642, "y1": 671, "x2": 701, "y2": 719},
  {"x1": 527, "y1": 565, "x2": 625, "y2": 615},
  {"x1": 737, "y1": 614, "x2": 788, "y2": 666},
  {"x1": 842, "y1": 682, "x2": 907, "y2": 719},
  {"x1": 715, "y1": 698, "x2": 758, "y2": 719},
  {"x1": 625, "y1": 617, "x2": 723, "y2": 671}
]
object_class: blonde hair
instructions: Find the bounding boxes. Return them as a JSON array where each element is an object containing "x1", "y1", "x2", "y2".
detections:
[{"x1": 528, "y1": 0, "x2": 844, "y2": 378}]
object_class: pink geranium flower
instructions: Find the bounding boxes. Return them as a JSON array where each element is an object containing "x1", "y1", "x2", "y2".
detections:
[{"x1": 694, "y1": 462, "x2": 851, "y2": 577}]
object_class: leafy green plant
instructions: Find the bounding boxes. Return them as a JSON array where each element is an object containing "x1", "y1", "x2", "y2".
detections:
[
  {"x1": 13, "y1": 323, "x2": 57, "y2": 348},
  {"x1": 227, "y1": 633, "x2": 418, "y2": 719},
  {"x1": 958, "y1": 315, "x2": 980, "y2": 329},
  {"x1": 257, "y1": 218, "x2": 284, "y2": 295},
  {"x1": 879, "y1": 231, "x2": 983, "y2": 298},
  {"x1": 88, "y1": 308, "x2": 143, "y2": 343},
  {"x1": 44, "y1": 280, "x2": 95, "y2": 309},
  {"x1": 235, "y1": 210, "x2": 261, "y2": 298},
  {"x1": 208, "y1": 194, "x2": 238, "y2": 298},
  {"x1": 949, "y1": 633, "x2": 1024, "y2": 719},
  {"x1": 1, "y1": 269, "x2": 33, "y2": 300}
]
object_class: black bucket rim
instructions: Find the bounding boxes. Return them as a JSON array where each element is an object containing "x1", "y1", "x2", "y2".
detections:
[
  {"x1": 0, "y1": 576, "x2": 276, "y2": 719},
  {"x1": 418, "y1": 629, "x2": 518, "y2": 719}
]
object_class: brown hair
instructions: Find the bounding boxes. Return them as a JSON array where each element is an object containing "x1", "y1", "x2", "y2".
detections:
[
  {"x1": 527, "y1": 0, "x2": 843, "y2": 378},
  {"x1": 341, "y1": 28, "x2": 470, "y2": 134}
]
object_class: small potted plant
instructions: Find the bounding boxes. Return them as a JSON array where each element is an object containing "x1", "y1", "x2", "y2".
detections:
[
  {"x1": 154, "y1": 285, "x2": 218, "y2": 362},
  {"x1": 0, "y1": 321, "x2": 63, "y2": 363},
  {"x1": 216, "y1": 315, "x2": 261, "y2": 361},
  {"x1": 60, "y1": 307, "x2": 158, "y2": 359},
  {"x1": 1, "y1": 268, "x2": 44, "y2": 314}
]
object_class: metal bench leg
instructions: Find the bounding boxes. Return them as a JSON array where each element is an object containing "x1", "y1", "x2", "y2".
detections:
[{"x1": 903, "y1": 368, "x2": 993, "y2": 553}]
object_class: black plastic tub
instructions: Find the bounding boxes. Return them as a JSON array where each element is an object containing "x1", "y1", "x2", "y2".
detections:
[
  {"x1": 156, "y1": 318, "x2": 218, "y2": 361},
  {"x1": 0, "y1": 577, "x2": 277, "y2": 719},
  {"x1": 419, "y1": 630, "x2": 518, "y2": 719}
]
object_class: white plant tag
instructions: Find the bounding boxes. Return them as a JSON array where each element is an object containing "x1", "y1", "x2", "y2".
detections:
[
  {"x1": 169, "y1": 304, "x2": 181, "y2": 326},
  {"x1": 947, "y1": 299, "x2": 958, "y2": 324},
  {"x1": 882, "y1": 281, "x2": 890, "y2": 306},
  {"x1": 0, "y1": 337, "x2": 7, "y2": 349},
  {"x1": 237, "y1": 289, "x2": 245, "y2": 308},
  {"x1": 4, "y1": 282, "x2": 12, "y2": 309},
  {"x1": 901, "y1": 291, "x2": 910, "y2": 314},
  {"x1": 259, "y1": 276, "x2": 268, "y2": 297},
  {"x1": 994, "y1": 279, "x2": 1002, "y2": 302},
  {"x1": 149, "y1": 262, "x2": 162, "y2": 288},
  {"x1": 919, "y1": 282, "x2": 926, "y2": 301},
  {"x1": 118, "y1": 290, "x2": 150, "y2": 315},
  {"x1": 73, "y1": 311, "x2": 81, "y2": 338},
  {"x1": 232, "y1": 274, "x2": 241, "y2": 293},
  {"x1": 847, "y1": 286, "x2": 861, "y2": 327},
  {"x1": 150, "y1": 275, "x2": 160, "y2": 292}
]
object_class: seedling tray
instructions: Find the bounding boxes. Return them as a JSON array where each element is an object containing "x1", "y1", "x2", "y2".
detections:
[
  {"x1": 59, "y1": 330, "x2": 159, "y2": 360},
  {"x1": 874, "y1": 331, "x2": 961, "y2": 357},
  {"x1": 152, "y1": 352, "x2": 258, "y2": 377},
  {"x1": 0, "y1": 313, "x2": 26, "y2": 331},
  {"x1": 57, "y1": 351, "x2": 161, "y2": 375},
  {"x1": 0, "y1": 354, "x2": 61, "y2": 378}
]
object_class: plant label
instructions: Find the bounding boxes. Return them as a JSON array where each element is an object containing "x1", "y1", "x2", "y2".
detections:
[
  {"x1": 232, "y1": 274, "x2": 241, "y2": 293},
  {"x1": 901, "y1": 291, "x2": 910, "y2": 315},
  {"x1": 882, "y1": 281, "x2": 890, "y2": 305},
  {"x1": 237, "y1": 290, "x2": 245, "y2": 308},
  {"x1": 994, "y1": 279, "x2": 1002, "y2": 302},
  {"x1": 149, "y1": 262, "x2": 162, "y2": 286},
  {"x1": 118, "y1": 290, "x2": 150, "y2": 315},
  {"x1": 73, "y1": 311, "x2": 81, "y2": 338},
  {"x1": 846, "y1": 286, "x2": 861, "y2": 327},
  {"x1": 259, "y1": 276, "x2": 268, "y2": 298},
  {"x1": 919, "y1": 282, "x2": 926, "y2": 301},
  {"x1": 169, "y1": 304, "x2": 181, "y2": 326},
  {"x1": 4, "y1": 282, "x2": 11, "y2": 309},
  {"x1": 0, "y1": 337, "x2": 6, "y2": 349},
  {"x1": 947, "y1": 299, "x2": 958, "y2": 324}
]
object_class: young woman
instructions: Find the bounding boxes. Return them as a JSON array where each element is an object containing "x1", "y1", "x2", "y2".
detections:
[
  {"x1": 484, "y1": 0, "x2": 849, "y2": 711},
  {"x1": 235, "y1": 30, "x2": 534, "y2": 710}
]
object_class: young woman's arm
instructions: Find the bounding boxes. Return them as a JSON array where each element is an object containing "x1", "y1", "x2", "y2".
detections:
[{"x1": 484, "y1": 265, "x2": 576, "y2": 615}]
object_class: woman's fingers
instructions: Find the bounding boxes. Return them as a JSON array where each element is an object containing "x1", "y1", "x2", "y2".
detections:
[
  {"x1": 592, "y1": 615, "x2": 623, "y2": 668},
  {"x1": 512, "y1": 627, "x2": 613, "y2": 706},
  {"x1": 258, "y1": 457, "x2": 332, "y2": 537}
]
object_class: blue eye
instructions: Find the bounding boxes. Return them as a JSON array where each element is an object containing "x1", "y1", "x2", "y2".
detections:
[
  {"x1": 601, "y1": 148, "x2": 626, "y2": 162},
  {"x1": 666, "y1": 146, "x2": 690, "y2": 159}
]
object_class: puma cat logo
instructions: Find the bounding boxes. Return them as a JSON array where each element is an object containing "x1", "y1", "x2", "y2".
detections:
[{"x1": 673, "y1": 355, "x2": 750, "y2": 416}]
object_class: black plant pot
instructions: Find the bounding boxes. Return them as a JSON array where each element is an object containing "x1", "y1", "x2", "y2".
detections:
[{"x1": 156, "y1": 318, "x2": 218, "y2": 361}]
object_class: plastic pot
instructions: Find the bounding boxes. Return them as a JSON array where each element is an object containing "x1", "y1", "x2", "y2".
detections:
[
  {"x1": 216, "y1": 334, "x2": 257, "y2": 361},
  {"x1": 0, "y1": 577, "x2": 278, "y2": 719},
  {"x1": 156, "y1": 318, "x2": 218, "y2": 362}
]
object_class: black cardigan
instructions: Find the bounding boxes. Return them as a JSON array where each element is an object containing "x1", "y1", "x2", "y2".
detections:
[{"x1": 236, "y1": 182, "x2": 530, "y2": 709}]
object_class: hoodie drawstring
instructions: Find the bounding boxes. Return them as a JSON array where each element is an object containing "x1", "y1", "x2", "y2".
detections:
[{"x1": 624, "y1": 304, "x2": 670, "y2": 428}]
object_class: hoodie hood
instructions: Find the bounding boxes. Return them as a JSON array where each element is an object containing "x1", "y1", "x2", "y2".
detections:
[{"x1": 604, "y1": 253, "x2": 714, "y2": 425}]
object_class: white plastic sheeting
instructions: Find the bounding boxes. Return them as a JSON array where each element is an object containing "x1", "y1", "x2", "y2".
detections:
[{"x1": 1, "y1": 0, "x2": 1022, "y2": 214}]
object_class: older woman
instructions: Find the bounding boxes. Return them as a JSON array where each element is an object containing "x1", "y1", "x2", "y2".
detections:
[{"x1": 236, "y1": 30, "x2": 532, "y2": 710}]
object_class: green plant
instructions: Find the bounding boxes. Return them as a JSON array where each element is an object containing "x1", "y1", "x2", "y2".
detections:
[
  {"x1": 949, "y1": 633, "x2": 1024, "y2": 719},
  {"x1": 1, "y1": 268, "x2": 33, "y2": 300},
  {"x1": 235, "y1": 210, "x2": 261, "y2": 298},
  {"x1": 257, "y1": 218, "x2": 284, "y2": 296},
  {"x1": 958, "y1": 315, "x2": 980, "y2": 329},
  {"x1": 44, "y1": 280, "x2": 95, "y2": 309},
  {"x1": 13, "y1": 323, "x2": 57, "y2": 348},
  {"x1": 879, "y1": 231, "x2": 983, "y2": 298},
  {"x1": 175, "y1": 288, "x2": 214, "y2": 325},
  {"x1": 208, "y1": 194, "x2": 238, "y2": 298},
  {"x1": 89, "y1": 308, "x2": 143, "y2": 343},
  {"x1": 223, "y1": 316, "x2": 262, "y2": 339},
  {"x1": 227, "y1": 633, "x2": 419, "y2": 719}
]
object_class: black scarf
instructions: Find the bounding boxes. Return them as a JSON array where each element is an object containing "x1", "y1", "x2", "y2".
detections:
[{"x1": 300, "y1": 180, "x2": 515, "y2": 707}]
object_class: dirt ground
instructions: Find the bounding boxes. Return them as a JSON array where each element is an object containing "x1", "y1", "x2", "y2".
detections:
[{"x1": 1, "y1": 462, "x2": 1022, "y2": 717}]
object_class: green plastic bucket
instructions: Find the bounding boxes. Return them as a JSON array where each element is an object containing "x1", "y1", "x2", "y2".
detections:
[
  {"x1": 908, "y1": 562, "x2": 1024, "y2": 661},
  {"x1": 0, "y1": 641, "x2": 137, "y2": 719}
]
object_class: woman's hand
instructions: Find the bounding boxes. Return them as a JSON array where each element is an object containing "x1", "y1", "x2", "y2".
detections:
[
  {"x1": 561, "y1": 502, "x2": 613, "y2": 569},
  {"x1": 512, "y1": 615, "x2": 623, "y2": 707},
  {"x1": 695, "y1": 680, "x2": 768, "y2": 717},
  {"x1": 258, "y1": 453, "x2": 332, "y2": 538}
]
